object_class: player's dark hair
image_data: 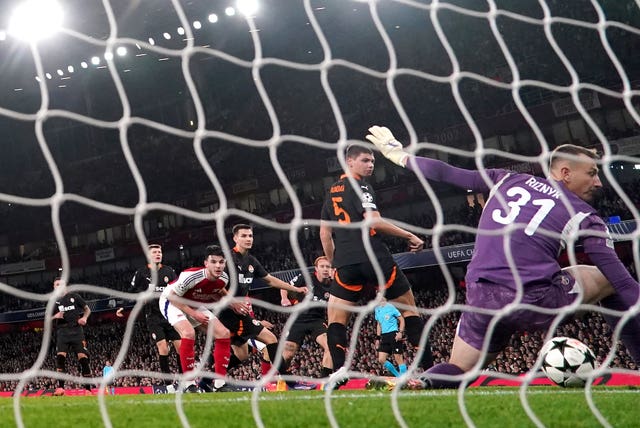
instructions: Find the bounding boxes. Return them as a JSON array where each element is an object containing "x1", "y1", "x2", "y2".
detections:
[
  {"x1": 550, "y1": 144, "x2": 599, "y2": 168},
  {"x1": 205, "y1": 244, "x2": 224, "y2": 259},
  {"x1": 205, "y1": 244, "x2": 224, "y2": 258},
  {"x1": 148, "y1": 244, "x2": 162, "y2": 250},
  {"x1": 346, "y1": 144, "x2": 373, "y2": 159},
  {"x1": 232, "y1": 223, "x2": 252, "y2": 235}
]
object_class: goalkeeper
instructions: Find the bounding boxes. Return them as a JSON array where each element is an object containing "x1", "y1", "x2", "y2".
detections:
[{"x1": 367, "y1": 126, "x2": 640, "y2": 388}]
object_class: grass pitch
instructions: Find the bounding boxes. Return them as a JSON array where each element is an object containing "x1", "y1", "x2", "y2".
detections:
[{"x1": 2, "y1": 387, "x2": 638, "y2": 428}]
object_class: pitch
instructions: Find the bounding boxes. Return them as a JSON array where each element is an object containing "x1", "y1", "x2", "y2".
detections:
[{"x1": 2, "y1": 387, "x2": 638, "y2": 428}]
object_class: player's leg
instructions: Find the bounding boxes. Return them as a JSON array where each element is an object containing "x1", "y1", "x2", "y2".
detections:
[
  {"x1": 392, "y1": 339, "x2": 407, "y2": 375},
  {"x1": 386, "y1": 264, "x2": 434, "y2": 370},
  {"x1": 327, "y1": 294, "x2": 354, "y2": 371},
  {"x1": 314, "y1": 331, "x2": 333, "y2": 378},
  {"x1": 157, "y1": 318, "x2": 183, "y2": 382},
  {"x1": 255, "y1": 327, "x2": 289, "y2": 374},
  {"x1": 173, "y1": 320, "x2": 196, "y2": 374},
  {"x1": 75, "y1": 340, "x2": 93, "y2": 392},
  {"x1": 53, "y1": 345, "x2": 68, "y2": 395},
  {"x1": 282, "y1": 340, "x2": 299, "y2": 367}
]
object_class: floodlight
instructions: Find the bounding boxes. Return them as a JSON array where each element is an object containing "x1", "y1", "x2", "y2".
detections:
[
  {"x1": 8, "y1": 0, "x2": 64, "y2": 42},
  {"x1": 116, "y1": 46, "x2": 127, "y2": 56},
  {"x1": 225, "y1": 7, "x2": 236, "y2": 16},
  {"x1": 237, "y1": 0, "x2": 259, "y2": 16},
  {"x1": 208, "y1": 14, "x2": 218, "y2": 23}
]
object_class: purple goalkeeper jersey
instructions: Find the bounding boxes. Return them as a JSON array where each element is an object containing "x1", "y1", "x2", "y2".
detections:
[{"x1": 407, "y1": 157, "x2": 637, "y2": 294}]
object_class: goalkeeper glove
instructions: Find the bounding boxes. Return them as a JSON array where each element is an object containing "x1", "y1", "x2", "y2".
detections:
[{"x1": 365, "y1": 126, "x2": 409, "y2": 167}]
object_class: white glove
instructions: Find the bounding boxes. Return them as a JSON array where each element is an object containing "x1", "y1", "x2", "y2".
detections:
[{"x1": 365, "y1": 126, "x2": 409, "y2": 167}]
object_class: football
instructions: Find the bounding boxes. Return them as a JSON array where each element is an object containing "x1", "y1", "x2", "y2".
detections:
[{"x1": 540, "y1": 336, "x2": 597, "y2": 387}]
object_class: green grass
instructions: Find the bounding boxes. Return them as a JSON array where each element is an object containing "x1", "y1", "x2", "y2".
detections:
[{"x1": 2, "y1": 387, "x2": 638, "y2": 428}]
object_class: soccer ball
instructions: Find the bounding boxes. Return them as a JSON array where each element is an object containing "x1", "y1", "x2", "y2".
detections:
[{"x1": 540, "y1": 336, "x2": 597, "y2": 387}]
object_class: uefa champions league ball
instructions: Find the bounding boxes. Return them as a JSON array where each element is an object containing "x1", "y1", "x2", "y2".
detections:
[{"x1": 540, "y1": 336, "x2": 597, "y2": 387}]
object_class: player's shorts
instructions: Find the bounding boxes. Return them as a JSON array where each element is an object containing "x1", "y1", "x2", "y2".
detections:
[
  {"x1": 217, "y1": 308, "x2": 265, "y2": 347},
  {"x1": 457, "y1": 271, "x2": 579, "y2": 353},
  {"x1": 56, "y1": 329, "x2": 89, "y2": 355},
  {"x1": 285, "y1": 318, "x2": 327, "y2": 345},
  {"x1": 146, "y1": 314, "x2": 181, "y2": 343},
  {"x1": 159, "y1": 296, "x2": 216, "y2": 329},
  {"x1": 331, "y1": 258, "x2": 411, "y2": 303},
  {"x1": 378, "y1": 331, "x2": 403, "y2": 355}
]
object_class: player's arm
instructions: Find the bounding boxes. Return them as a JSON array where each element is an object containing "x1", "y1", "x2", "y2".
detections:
[
  {"x1": 117, "y1": 270, "x2": 143, "y2": 317},
  {"x1": 582, "y1": 216, "x2": 639, "y2": 297},
  {"x1": 280, "y1": 289, "x2": 292, "y2": 307},
  {"x1": 366, "y1": 125, "x2": 498, "y2": 192},
  {"x1": 263, "y1": 274, "x2": 308, "y2": 295},
  {"x1": 217, "y1": 284, "x2": 251, "y2": 315},
  {"x1": 78, "y1": 303, "x2": 91, "y2": 326},
  {"x1": 363, "y1": 210, "x2": 423, "y2": 252},
  {"x1": 320, "y1": 220, "x2": 335, "y2": 265}
]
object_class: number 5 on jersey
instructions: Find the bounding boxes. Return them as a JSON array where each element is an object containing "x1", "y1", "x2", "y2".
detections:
[{"x1": 332, "y1": 197, "x2": 351, "y2": 223}]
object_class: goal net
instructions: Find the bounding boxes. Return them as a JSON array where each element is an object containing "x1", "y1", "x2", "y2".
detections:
[{"x1": 1, "y1": 0, "x2": 639, "y2": 426}]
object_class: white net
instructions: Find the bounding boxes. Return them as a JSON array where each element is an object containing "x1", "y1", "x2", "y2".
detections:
[{"x1": 0, "y1": 0, "x2": 640, "y2": 426}]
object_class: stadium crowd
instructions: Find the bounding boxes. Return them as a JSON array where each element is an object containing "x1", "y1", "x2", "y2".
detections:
[{"x1": 0, "y1": 286, "x2": 635, "y2": 393}]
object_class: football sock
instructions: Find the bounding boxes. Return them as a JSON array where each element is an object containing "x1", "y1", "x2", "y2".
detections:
[
  {"x1": 55, "y1": 354, "x2": 66, "y2": 388},
  {"x1": 320, "y1": 367, "x2": 333, "y2": 378},
  {"x1": 327, "y1": 323, "x2": 348, "y2": 370},
  {"x1": 405, "y1": 316, "x2": 434, "y2": 369},
  {"x1": 399, "y1": 364, "x2": 407, "y2": 375},
  {"x1": 214, "y1": 338, "x2": 231, "y2": 375},
  {"x1": 179, "y1": 338, "x2": 195, "y2": 373},
  {"x1": 383, "y1": 361, "x2": 399, "y2": 377},
  {"x1": 159, "y1": 355, "x2": 172, "y2": 385},
  {"x1": 423, "y1": 363, "x2": 464, "y2": 388}
]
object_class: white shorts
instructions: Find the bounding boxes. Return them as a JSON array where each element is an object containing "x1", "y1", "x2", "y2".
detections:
[
  {"x1": 249, "y1": 339, "x2": 266, "y2": 352},
  {"x1": 159, "y1": 296, "x2": 215, "y2": 328}
]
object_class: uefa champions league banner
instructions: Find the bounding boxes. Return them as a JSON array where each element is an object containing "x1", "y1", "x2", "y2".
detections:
[{"x1": 394, "y1": 243, "x2": 476, "y2": 269}]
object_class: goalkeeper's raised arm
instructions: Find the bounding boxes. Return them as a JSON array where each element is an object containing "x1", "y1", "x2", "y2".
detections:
[{"x1": 366, "y1": 125, "x2": 506, "y2": 192}]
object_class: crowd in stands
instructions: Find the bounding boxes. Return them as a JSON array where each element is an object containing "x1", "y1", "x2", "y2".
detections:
[{"x1": 0, "y1": 286, "x2": 635, "y2": 393}]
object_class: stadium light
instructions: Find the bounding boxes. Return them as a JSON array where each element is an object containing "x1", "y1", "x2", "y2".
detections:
[
  {"x1": 80, "y1": 61, "x2": 88, "y2": 68},
  {"x1": 208, "y1": 13, "x2": 219, "y2": 23},
  {"x1": 116, "y1": 46, "x2": 127, "y2": 56},
  {"x1": 193, "y1": 21, "x2": 202, "y2": 29},
  {"x1": 45, "y1": 72, "x2": 52, "y2": 79},
  {"x1": 8, "y1": 0, "x2": 64, "y2": 42},
  {"x1": 91, "y1": 56, "x2": 100, "y2": 65},
  {"x1": 56, "y1": 69, "x2": 64, "y2": 76},
  {"x1": 148, "y1": 37, "x2": 155, "y2": 45},
  {"x1": 67, "y1": 65, "x2": 74, "y2": 73},
  {"x1": 225, "y1": 7, "x2": 236, "y2": 16},
  {"x1": 104, "y1": 51, "x2": 114, "y2": 60},
  {"x1": 163, "y1": 32, "x2": 171, "y2": 40},
  {"x1": 237, "y1": 0, "x2": 259, "y2": 16},
  {"x1": 177, "y1": 27, "x2": 185, "y2": 35}
]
